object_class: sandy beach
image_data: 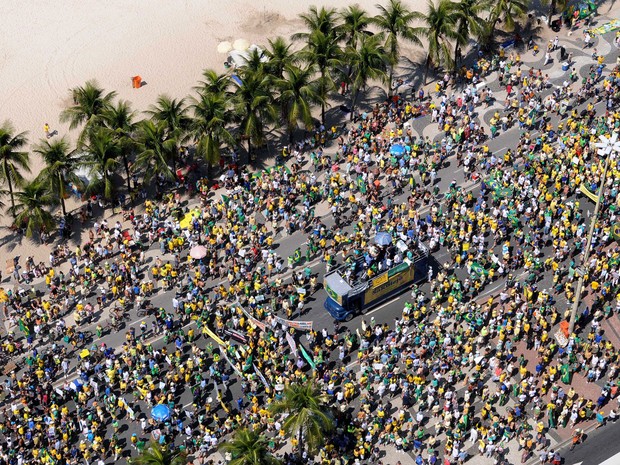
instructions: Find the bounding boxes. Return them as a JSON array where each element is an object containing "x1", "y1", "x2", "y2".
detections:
[
  {"x1": 1, "y1": 0, "x2": 420, "y2": 264},
  {"x1": 0, "y1": 0, "x2": 403, "y2": 153}
]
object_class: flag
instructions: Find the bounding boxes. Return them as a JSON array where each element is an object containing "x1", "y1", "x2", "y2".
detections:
[
  {"x1": 242, "y1": 355, "x2": 253, "y2": 372},
  {"x1": 299, "y1": 344, "x2": 316, "y2": 371},
  {"x1": 470, "y1": 262, "x2": 488, "y2": 276},
  {"x1": 18, "y1": 318, "x2": 29, "y2": 336}
]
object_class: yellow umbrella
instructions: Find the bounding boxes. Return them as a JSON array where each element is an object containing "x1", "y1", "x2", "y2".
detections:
[
  {"x1": 217, "y1": 41, "x2": 233, "y2": 54},
  {"x1": 233, "y1": 39, "x2": 250, "y2": 51}
]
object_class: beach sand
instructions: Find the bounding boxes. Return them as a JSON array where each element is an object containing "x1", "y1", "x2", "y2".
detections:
[
  {"x1": 1, "y1": 0, "x2": 418, "y2": 266},
  {"x1": 0, "y1": 0, "x2": 405, "y2": 149}
]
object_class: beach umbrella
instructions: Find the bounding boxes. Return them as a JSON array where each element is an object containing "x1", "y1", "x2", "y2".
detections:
[
  {"x1": 374, "y1": 232, "x2": 393, "y2": 246},
  {"x1": 233, "y1": 39, "x2": 250, "y2": 51},
  {"x1": 190, "y1": 245, "x2": 208, "y2": 259},
  {"x1": 217, "y1": 41, "x2": 233, "y2": 54},
  {"x1": 151, "y1": 404, "x2": 171, "y2": 422},
  {"x1": 390, "y1": 144, "x2": 405, "y2": 157}
]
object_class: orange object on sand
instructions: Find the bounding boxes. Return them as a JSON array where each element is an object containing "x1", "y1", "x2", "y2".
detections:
[{"x1": 132, "y1": 76, "x2": 142, "y2": 88}]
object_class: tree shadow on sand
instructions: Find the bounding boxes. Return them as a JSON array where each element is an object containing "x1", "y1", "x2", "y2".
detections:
[{"x1": 0, "y1": 226, "x2": 26, "y2": 254}]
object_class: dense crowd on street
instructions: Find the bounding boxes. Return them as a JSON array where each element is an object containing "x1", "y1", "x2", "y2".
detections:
[{"x1": 2, "y1": 29, "x2": 620, "y2": 465}]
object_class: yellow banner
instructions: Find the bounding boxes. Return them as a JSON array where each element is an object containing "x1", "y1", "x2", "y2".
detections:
[
  {"x1": 373, "y1": 273, "x2": 389, "y2": 287},
  {"x1": 579, "y1": 183, "x2": 599, "y2": 202},
  {"x1": 203, "y1": 325, "x2": 226, "y2": 346}
]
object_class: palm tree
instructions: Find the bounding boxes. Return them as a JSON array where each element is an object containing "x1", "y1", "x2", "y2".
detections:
[
  {"x1": 34, "y1": 137, "x2": 82, "y2": 216},
  {"x1": 232, "y1": 69, "x2": 277, "y2": 159},
  {"x1": 131, "y1": 441, "x2": 186, "y2": 465},
  {"x1": 412, "y1": 0, "x2": 461, "y2": 84},
  {"x1": 195, "y1": 69, "x2": 232, "y2": 96},
  {"x1": 264, "y1": 37, "x2": 297, "y2": 80},
  {"x1": 9, "y1": 180, "x2": 56, "y2": 239},
  {"x1": 487, "y1": 0, "x2": 530, "y2": 43},
  {"x1": 541, "y1": 0, "x2": 567, "y2": 25},
  {"x1": 346, "y1": 33, "x2": 389, "y2": 120},
  {"x1": 240, "y1": 47, "x2": 269, "y2": 75},
  {"x1": 189, "y1": 90, "x2": 235, "y2": 174},
  {"x1": 269, "y1": 380, "x2": 334, "y2": 458},
  {"x1": 102, "y1": 100, "x2": 138, "y2": 193},
  {"x1": 220, "y1": 428, "x2": 281, "y2": 465},
  {"x1": 134, "y1": 120, "x2": 177, "y2": 183},
  {"x1": 81, "y1": 128, "x2": 121, "y2": 204},
  {"x1": 292, "y1": 6, "x2": 340, "y2": 42},
  {"x1": 0, "y1": 121, "x2": 30, "y2": 218},
  {"x1": 339, "y1": 5, "x2": 372, "y2": 50},
  {"x1": 450, "y1": 0, "x2": 490, "y2": 67},
  {"x1": 146, "y1": 95, "x2": 190, "y2": 172},
  {"x1": 298, "y1": 30, "x2": 343, "y2": 124},
  {"x1": 60, "y1": 80, "x2": 117, "y2": 142},
  {"x1": 372, "y1": 0, "x2": 421, "y2": 96},
  {"x1": 276, "y1": 64, "x2": 322, "y2": 143}
]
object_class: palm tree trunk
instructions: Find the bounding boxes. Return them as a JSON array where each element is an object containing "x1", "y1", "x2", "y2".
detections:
[
  {"x1": 320, "y1": 70, "x2": 327, "y2": 125},
  {"x1": 171, "y1": 151, "x2": 177, "y2": 177},
  {"x1": 350, "y1": 89, "x2": 359, "y2": 121},
  {"x1": 387, "y1": 65, "x2": 394, "y2": 98},
  {"x1": 59, "y1": 173, "x2": 67, "y2": 217},
  {"x1": 423, "y1": 55, "x2": 432, "y2": 86},
  {"x1": 298, "y1": 429, "x2": 304, "y2": 459},
  {"x1": 6, "y1": 161, "x2": 16, "y2": 219},
  {"x1": 247, "y1": 139, "x2": 252, "y2": 162},
  {"x1": 490, "y1": 17, "x2": 501, "y2": 44},
  {"x1": 289, "y1": 124, "x2": 295, "y2": 144},
  {"x1": 122, "y1": 153, "x2": 132, "y2": 193},
  {"x1": 548, "y1": 0, "x2": 557, "y2": 24}
]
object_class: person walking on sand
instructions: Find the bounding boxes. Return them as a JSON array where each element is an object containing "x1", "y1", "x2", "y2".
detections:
[{"x1": 44, "y1": 122, "x2": 50, "y2": 138}]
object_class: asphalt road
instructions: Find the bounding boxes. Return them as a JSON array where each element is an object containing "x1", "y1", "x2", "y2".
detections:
[{"x1": 559, "y1": 420, "x2": 620, "y2": 465}]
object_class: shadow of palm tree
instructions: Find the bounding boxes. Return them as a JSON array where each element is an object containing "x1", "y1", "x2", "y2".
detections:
[
  {"x1": 0, "y1": 226, "x2": 25, "y2": 253},
  {"x1": 395, "y1": 56, "x2": 426, "y2": 94}
]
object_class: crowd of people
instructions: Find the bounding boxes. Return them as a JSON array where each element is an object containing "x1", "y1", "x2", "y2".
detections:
[{"x1": 1, "y1": 24, "x2": 620, "y2": 465}]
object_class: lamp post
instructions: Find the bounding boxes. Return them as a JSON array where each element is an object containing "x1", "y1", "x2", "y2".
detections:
[{"x1": 567, "y1": 133, "x2": 620, "y2": 337}]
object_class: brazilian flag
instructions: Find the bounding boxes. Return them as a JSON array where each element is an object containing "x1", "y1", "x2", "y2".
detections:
[
  {"x1": 18, "y1": 318, "x2": 29, "y2": 336},
  {"x1": 357, "y1": 176, "x2": 367, "y2": 194},
  {"x1": 471, "y1": 262, "x2": 489, "y2": 276}
]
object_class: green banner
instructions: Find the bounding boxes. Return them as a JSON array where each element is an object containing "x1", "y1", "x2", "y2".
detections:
[{"x1": 299, "y1": 344, "x2": 316, "y2": 371}]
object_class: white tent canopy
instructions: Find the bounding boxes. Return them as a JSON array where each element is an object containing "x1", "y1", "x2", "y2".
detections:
[{"x1": 227, "y1": 44, "x2": 267, "y2": 68}]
